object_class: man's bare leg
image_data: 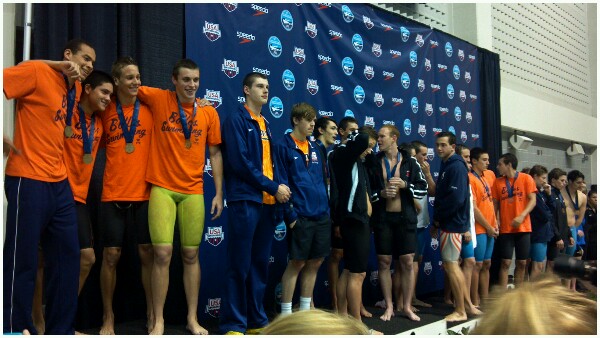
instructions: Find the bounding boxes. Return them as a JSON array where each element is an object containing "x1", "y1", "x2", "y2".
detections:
[
  {"x1": 471, "y1": 262, "x2": 482, "y2": 307},
  {"x1": 530, "y1": 261, "x2": 544, "y2": 281},
  {"x1": 443, "y1": 261, "x2": 467, "y2": 322},
  {"x1": 479, "y1": 260, "x2": 492, "y2": 303},
  {"x1": 377, "y1": 255, "x2": 394, "y2": 321},
  {"x1": 461, "y1": 257, "x2": 480, "y2": 315},
  {"x1": 79, "y1": 247, "x2": 96, "y2": 294},
  {"x1": 138, "y1": 244, "x2": 155, "y2": 333},
  {"x1": 514, "y1": 259, "x2": 527, "y2": 286},
  {"x1": 299, "y1": 259, "x2": 324, "y2": 307},
  {"x1": 281, "y1": 259, "x2": 306, "y2": 313},
  {"x1": 328, "y1": 248, "x2": 343, "y2": 312},
  {"x1": 100, "y1": 247, "x2": 122, "y2": 335},
  {"x1": 182, "y1": 247, "x2": 208, "y2": 335},
  {"x1": 347, "y1": 272, "x2": 366, "y2": 321},
  {"x1": 399, "y1": 254, "x2": 420, "y2": 321},
  {"x1": 412, "y1": 258, "x2": 431, "y2": 307},
  {"x1": 498, "y1": 259, "x2": 511, "y2": 289},
  {"x1": 149, "y1": 244, "x2": 172, "y2": 335},
  {"x1": 336, "y1": 269, "x2": 349, "y2": 316}
]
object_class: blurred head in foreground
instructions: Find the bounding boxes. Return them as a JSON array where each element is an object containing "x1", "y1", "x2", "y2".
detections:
[{"x1": 260, "y1": 309, "x2": 370, "y2": 335}]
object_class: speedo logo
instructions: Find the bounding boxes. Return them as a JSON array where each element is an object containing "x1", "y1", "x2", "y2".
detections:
[
  {"x1": 237, "y1": 31, "x2": 256, "y2": 44},
  {"x1": 439, "y1": 107, "x2": 449, "y2": 115},
  {"x1": 383, "y1": 120, "x2": 395, "y2": 126},
  {"x1": 470, "y1": 94, "x2": 478, "y2": 102},
  {"x1": 383, "y1": 71, "x2": 395, "y2": 80},
  {"x1": 318, "y1": 110, "x2": 334, "y2": 117},
  {"x1": 329, "y1": 30, "x2": 343, "y2": 40},
  {"x1": 251, "y1": 4, "x2": 268, "y2": 15},
  {"x1": 392, "y1": 97, "x2": 403, "y2": 106},
  {"x1": 330, "y1": 85, "x2": 343, "y2": 95},
  {"x1": 431, "y1": 84, "x2": 441, "y2": 92},
  {"x1": 318, "y1": 3, "x2": 331, "y2": 9},
  {"x1": 432, "y1": 128, "x2": 443, "y2": 135},
  {"x1": 430, "y1": 40, "x2": 439, "y2": 48},
  {"x1": 469, "y1": 54, "x2": 476, "y2": 62},
  {"x1": 389, "y1": 50, "x2": 401, "y2": 58},
  {"x1": 252, "y1": 67, "x2": 270, "y2": 76},
  {"x1": 381, "y1": 23, "x2": 393, "y2": 31},
  {"x1": 437, "y1": 64, "x2": 447, "y2": 72},
  {"x1": 318, "y1": 54, "x2": 331, "y2": 65}
]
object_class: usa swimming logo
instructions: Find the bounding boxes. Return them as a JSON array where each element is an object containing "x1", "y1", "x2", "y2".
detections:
[
  {"x1": 401, "y1": 72, "x2": 410, "y2": 89},
  {"x1": 415, "y1": 34, "x2": 424, "y2": 47},
  {"x1": 411, "y1": 97, "x2": 419, "y2": 113},
  {"x1": 392, "y1": 97, "x2": 403, "y2": 106},
  {"x1": 274, "y1": 222, "x2": 287, "y2": 241},
  {"x1": 345, "y1": 110, "x2": 354, "y2": 117},
  {"x1": 430, "y1": 237, "x2": 439, "y2": 250},
  {"x1": 352, "y1": 34, "x2": 363, "y2": 52},
  {"x1": 409, "y1": 51, "x2": 418, "y2": 67},
  {"x1": 204, "y1": 90, "x2": 222, "y2": 108},
  {"x1": 383, "y1": 71, "x2": 394, "y2": 81},
  {"x1": 282, "y1": 69, "x2": 295, "y2": 90},
  {"x1": 305, "y1": 21, "x2": 318, "y2": 38},
  {"x1": 223, "y1": 3, "x2": 237, "y2": 12},
  {"x1": 269, "y1": 97, "x2": 283, "y2": 118},
  {"x1": 205, "y1": 226, "x2": 224, "y2": 246},
  {"x1": 342, "y1": 57, "x2": 354, "y2": 75},
  {"x1": 268, "y1": 36, "x2": 282, "y2": 57},
  {"x1": 458, "y1": 49, "x2": 465, "y2": 61},
  {"x1": 372, "y1": 43, "x2": 382, "y2": 57},
  {"x1": 400, "y1": 26, "x2": 410, "y2": 42},
  {"x1": 466, "y1": 111, "x2": 473, "y2": 123},
  {"x1": 221, "y1": 59, "x2": 239, "y2": 78},
  {"x1": 306, "y1": 79, "x2": 319, "y2": 95},
  {"x1": 461, "y1": 131, "x2": 468, "y2": 143},
  {"x1": 460, "y1": 90, "x2": 467, "y2": 102},
  {"x1": 425, "y1": 58, "x2": 432, "y2": 71},
  {"x1": 354, "y1": 85, "x2": 365, "y2": 104},
  {"x1": 418, "y1": 79, "x2": 425, "y2": 92},
  {"x1": 293, "y1": 47, "x2": 306, "y2": 64},
  {"x1": 418, "y1": 124, "x2": 426, "y2": 137},
  {"x1": 281, "y1": 10, "x2": 293, "y2": 31},
  {"x1": 329, "y1": 29, "x2": 342, "y2": 40},
  {"x1": 445, "y1": 42, "x2": 453, "y2": 57},
  {"x1": 364, "y1": 65, "x2": 374, "y2": 80},
  {"x1": 331, "y1": 84, "x2": 343, "y2": 95},
  {"x1": 424, "y1": 262, "x2": 433, "y2": 275},
  {"x1": 342, "y1": 5, "x2": 354, "y2": 22},
  {"x1": 425, "y1": 103, "x2": 433, "y2": 116},
  {"x1": 364, "y1": 116, "x2": 375, "y2": 127},
  {"x1": 453, "y1": 65, "x2": 460, "y2": 80},
  {"x1": 427, "y1": 147, "x2": 435, "y2": 160},
  {"x1": 369, "y1": 270, "x2": 379, "y2": 286},
  {"x1": 363, "y1": 15, "x2": 374, "y2": 29},
  {"x1": 204, "y1": 158, "x2": 213, "y2": 178},
  {"x1": 454, "y1": 106, "x2": 462, "y2": 121},
  {"x1": 374, "y1": 93, "x2": 384, "y2": 107},
  {"x1": 448, "y1": 126, "x2": 456, "y2": 135},
  {"x1": 465, "y1": 71, "x2": 471, "y2": 83},
  {"x1": 203, "y1": 21, "x2": 221, "y2": 42},
  {"x1": 447, "y1": 84, "x2": 454, "y2": 99},
  {"x1": 205, "y1": 298, "x2": 221, "y2": 318},
  {"x1": 403, "y1": 119, "x2": 412, "y2": 135}
]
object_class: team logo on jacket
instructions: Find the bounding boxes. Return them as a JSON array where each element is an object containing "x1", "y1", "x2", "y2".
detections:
[
  {"x1": 205, "y1": 298, "x2": 221, "y2": 318},
  {"x1": 344, "y1": 110, "x2": 355, "y2": 117},
  {"x1": 418, "y1": 79, "x2": 425, "y2": 92},
  {"x1": 204, "y1": 158, "x2": 213, "y2": 178},
  {"x1": 203, "y1": 21, "x2": 221, "y2": 42},
  {"x1": 204, "y1": 90, "x2": 222, "y2": 108},
  {"x1": 223, "y1": 3, "x2": 237, "y2": 12},
  {"x1": 269, "y1": 97, "x2": 283, "y2": 118},
  {"x1": 364, "y1": 116, "x2": 375, "y2": 127},
  {"x1": 354, "y1": 86, "x2": 365, "y2": 104},
  {"x1": 403, "y1": 119, "x2": 412, "y2": 135},
  {"x1": 281, "y1": 10, "x2": 294, "y2": 31},
  {"x1": 400, "y1": 26, "x2": 410, "y2": 42},
  {"x1": 425, "y1": 58, "x2": 431, "y2": 71},
  {"x1": 460, "y1": 90, "x2": 466, "y2": 102},
  {"x1": 411, "y1": 97, "x2": 419, "y2": 114},
  {"x1": 466, "y1": 112, "x2": 473, "y2": 123},
  {"x1": 465, "y1": 71, "x2": 471, "y2": 83},
  {"x1": 282, "y1": 69, "x2": 295, "y2": 90},
  {"x1": 372, "y1": 43, "x2": 382, "y2": 57},
  {"x1": 352, "y1": 34, "x2": 363, "y2": 52},
  {"x1": 307, "y1": 79, "x2": 319, "y2": 95},
  {"x1": 369, "y1": 270, "x2": 379, "y2": 286},
  {"x1": 342, "y1": 57, "x2": 354, "y2": 75},
  {"x1": 409, "y1": 51, "x2": 418, "y2": 67},
  {"x1": 221, "y1": 59, "x2": 239, "y2": 78},
  {"x1": 401, "y1": 72, "x2": 410, "y2": 89},
  {"x1": 461, "y1": 131, "x2": 468, "y2": 143},
  {"x1": 424, "y1": 262, "x2": 433, "y2": 275},
  {"x1": 447, "y1": 84, "x2": 455, "y2": 99},
  {"x1": 415, "y1": 34, "x2": 424, "y2": 47},
  {"x1": 458, "y1": 49, "x2": 465, "y2": 61},
  {"x1": 363, "y1": 15, "x2": 374, "y2": 29},
  {"x1": 293, "y1": 47, "x2": 306, "y2": 64},
  {"x1": 364, "y1": 65, "x2": 374, "y2": 80},
  {"x1": 268, "y1": 36, "x2": 282, "y2": 57},
  {"x1": 418, "y1": 124, "x2": 426, "y2": 137},
  {"x1": 454, "y1": 106, "x2": 462, "y2": 121},
  {"x1": 453, "y1": 65, "x2": 461, "y2": 80},
  {"x1": 205, "y1": 226, "x2": 224, "y2": 246},
  {"x1": 342, "y1": 5, "x2": 354, "y2": 22},
  {"x1": 448, "y1": 126, "x2": 456, "y2": 135},
  {"x1": 430, "y1": 237, "x2": 439, "y2": 250},
  {"x1": 305, "y1": 21, "x2": 318, "y2": 38},
  {"x1": 445, "y1": 42, "x2": 453, "y2": 57},
  {"x1": 425, "y1": 103, "x2": 433, "y2": 116},
  {"x1": 274, "y1": 222, "x2": 287, "y2": 241},
  {"x1": 427, "y1": 148, "x2": 434, "y2": 161},
  {"x1": 311, "y1": 151, "x2": 319, "y2": 163},
  {"x1": 374, "y1": 93, "x2": 384, "y2": 107}
]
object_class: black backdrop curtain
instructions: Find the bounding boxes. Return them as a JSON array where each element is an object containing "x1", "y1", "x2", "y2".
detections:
[{"x1": 31, "y1": 4, "x2": 188, "y2": 331}]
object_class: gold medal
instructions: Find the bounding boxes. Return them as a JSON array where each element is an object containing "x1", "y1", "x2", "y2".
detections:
[
  {"x1": 185, "y1": 139, "x2": 192, "y2": 149},
  {"x1": 83, "y1": 153, "x2": 93, "y2": 164},
  {"x1": 125, "y1": 142, "x2": 135, "y2": 154},
  {"x1": 64, "y1": 126, "x2": 73, "y2": 137}
]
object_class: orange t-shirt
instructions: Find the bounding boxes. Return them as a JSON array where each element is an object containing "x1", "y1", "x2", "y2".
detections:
[
  {"x1": 4, "y1": 61, "x2": 82, "y2": 182},
  {"x1": 64, "y1": 108, "x2": 103, "y2": 203},
  {"x1": 246, "y1": 105, "x2": 275, "y2": 205},
  {"x1": 100, "y1": 99, "x2": 153, "y2": 202},
  {"x1": 138, "y1": 86, "x2": 221, "y2": 194},
  {"x1": 469, "y1": 169, "x2": 497, "y2": 235},
  {"x1": 492, "y1": 173, "x2": 537, "y2": 234}
]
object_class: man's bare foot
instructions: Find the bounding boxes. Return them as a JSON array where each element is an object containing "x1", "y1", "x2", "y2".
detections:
[
  {"x1": 379, "y1": 307, "x2": 395, "y2": 321},
  {"x1": 186, "y1": 321, "x2": 208, "y2": 335},
  {"x1": 149, "y1": 321, "x2": 164, "y2": 335},
  {"x1": 75, "y1": 331, "x2": 87, "y2": 335},
  {"x1": 396, "y1": 305, "x2": 418, "y2": 313},
  {"x1": 23, "y1": 329, "x2": 30, "y2": 335},
  {"x1": 445, "y1": 311, "x2": 467, "y2": 322},
  {"x1": 369, "y1": 328, "x2": 384, "y2": 335},
  {"x1": 412, "y1": 298, "x2": 432, "y2": 307},
  {"x1": 374, "y1": 300, "x2": 386, "y2": 309},
  {"x1": 147, "y1": 313, "x2": 156, "y2": 334},
  {"x1": 466, "y1": 305, "x2": 483, "y2": 316},
  {"x1": 444, "y1": 298, "x2": 454, "y2": 305},
  {"x1": 360, "y1": 305, "x2": 372, "y2": 318},
  {"x1": 403, "y1": 308, "x2": 421, "y2": 322},
  {"x1": 100, "y1": 313, "x2": 115, "y2": 335}
]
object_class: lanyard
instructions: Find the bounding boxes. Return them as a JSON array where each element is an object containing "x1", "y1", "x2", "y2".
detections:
[
  {"x1": 177, "y1": 97, "x2": 197, "y2": 142},
  {"x1": 505, "y1": 172, "x2": 519, "y2": 198},
  {"x1": 566, "y1": 188, "x2": 579, "y2": 210},
  {"x1": 553, "y1": 187, "x2": 566, "y2": 208},
  {"x1": 116, "y1": 98, "x2": 140, "y2": 144},
  {"x1": 384, "y1": 151, "x2": 401, "y2": 181},
  {"x1": 78, "y1": 105, "x2": 96, "y2": 155},
  {"x1": 63, "y1": 75, "x2": 77, "y2": 135},
  {"x1": 472, "y1": 170, "x2": 491, "y2": 198}
]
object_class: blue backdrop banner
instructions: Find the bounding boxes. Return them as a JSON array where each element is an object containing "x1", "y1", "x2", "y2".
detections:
[{"x1": 185, "y1": 3, "x2": 482, "y2": 320}]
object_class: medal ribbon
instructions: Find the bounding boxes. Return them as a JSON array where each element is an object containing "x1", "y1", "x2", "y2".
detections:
[
  {"x1": 177, "y1": 97, "x2": 197, "y2": 142},
  {"x1": 64, "y1": 75, "x2": 77, "y2": 129},
  {"x1": 78, "y1": 105, "x2": 96, "y2": 155},
  {"x1": 505, "y1": 172, "x2": 519, "y2": 198},
  {"x1": 472, "y1": 170, "x2": 491, "y2": 199},
  {"x1": 384, "y1": 151, "x2": 402, "y2": 181},
  {"x1": 116, "y1": 98, "x2": 140, "y2": 144}
]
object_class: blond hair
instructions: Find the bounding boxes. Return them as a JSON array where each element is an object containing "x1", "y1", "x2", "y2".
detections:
[
  {"x1": 260, "y1": 309, "x2": 370, "y2": 335},
  {"x1": 472, "y1": 275, "x2": 597, "y2": 335}
]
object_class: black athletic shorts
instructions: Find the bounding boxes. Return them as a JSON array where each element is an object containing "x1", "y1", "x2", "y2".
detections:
[
  {"x1": 547, "y1": 240, "x2": 559, "y2": 261},
  {"x1": 497, "y1": 232, "x2": 531, "y2": 261},
  {"x1": 331, "y1": 222, "x2": 344, "y2": 250},
  {"x1": 77, "y1": 202, "x2": 93, "y2": 249},
  {"x1": 100, "y1": 201, "x2": 151, "y2": 247},
  {"x1": 340, "y1": 217, "x2": 370, "y2": 273},
  {"x1": 287, "y1": 215, "x2": 331, "y2": 260},
  {"x1": 373, "y1": 211, "x2": 416, "y2": 257}
]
